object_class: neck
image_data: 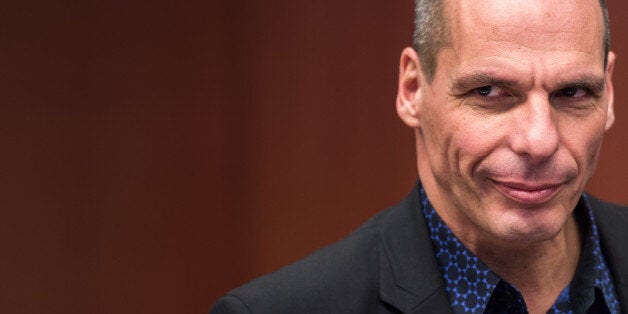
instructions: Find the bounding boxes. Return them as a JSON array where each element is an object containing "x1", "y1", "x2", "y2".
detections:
[
  {"x1": 415, "y1": 143, "x2": 583, "y2": 313},
  {"x1": 471, "y1": 214, "x2": 581, "y2": 313},
  {"x1": 417, "y1": 166, "x2": 582, "y2": 313}
]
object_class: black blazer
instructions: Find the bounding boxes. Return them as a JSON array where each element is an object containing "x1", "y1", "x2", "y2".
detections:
[{"x1": 211, "y1": 184, "x2": 628, "y2": 313}]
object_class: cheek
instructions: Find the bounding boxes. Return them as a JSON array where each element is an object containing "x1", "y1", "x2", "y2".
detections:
[
  {"x1": 569, "y1": 125, "x2": 605, "y2": 175},
  {"x1": 449, "y1": 115, "x2": 507, "y2": 176},
  {"x1": 560, "y1": 118, "x2": 606, "y2": 172},
  {"x1": 586, "y1": 133, "x2": 604, "y2": 164},
  {"x1": 420, "y1": 111, "x2": 508, "y2": 191},
  {"x1": 420, "y1": 105, "x2": 449, "y2": 154}
]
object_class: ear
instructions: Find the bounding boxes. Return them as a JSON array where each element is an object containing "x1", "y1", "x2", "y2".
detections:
[
  {"x1": 604, "y1": 51, "x2": 616, "y2": 131},
  {"x1": 396, "y1": 47, "x2": 424, "y2": 128}
]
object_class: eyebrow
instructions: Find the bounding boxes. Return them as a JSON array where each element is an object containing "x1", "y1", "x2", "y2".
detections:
[
  {"x1": 451, "y1": 73, "x2": 518, "y2": 93},
  {"x1": 451, "y1": 73, "x2": 607, "y2": 95}
]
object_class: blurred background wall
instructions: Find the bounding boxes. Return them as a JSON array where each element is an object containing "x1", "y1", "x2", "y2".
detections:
[{"x1": 1, "y1": 1, "x2": 626, "y2": 313}]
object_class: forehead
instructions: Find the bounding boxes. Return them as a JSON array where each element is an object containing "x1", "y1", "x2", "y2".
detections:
[{"x1": 445, "y1": 0, "x2": 605, "y2": 65}]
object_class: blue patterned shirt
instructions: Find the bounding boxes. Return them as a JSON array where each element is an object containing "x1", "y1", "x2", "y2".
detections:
[{"x1": 419, "y1": 186, "x2": 620, "y2": 313}]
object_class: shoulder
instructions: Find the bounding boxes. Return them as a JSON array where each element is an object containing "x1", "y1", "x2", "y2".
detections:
[
  {"x1": 210, "y1": 207, "x2": 397, "y2": 314},
  {"x1": 210, "y1": 185, "x2": 442, "y2": 314}
]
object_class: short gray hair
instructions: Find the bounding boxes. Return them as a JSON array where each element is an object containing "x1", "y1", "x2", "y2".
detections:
[
  {"x1": 413, "y1": 0, "x2": 611, "y2": 83},
  {"x1": 412, "y1": 0, "x2": 449, "y2": 83}
]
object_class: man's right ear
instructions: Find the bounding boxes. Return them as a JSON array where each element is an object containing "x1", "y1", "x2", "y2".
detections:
[{"x1": 396, "y1": 47, "x2": 424, "y2": 128}]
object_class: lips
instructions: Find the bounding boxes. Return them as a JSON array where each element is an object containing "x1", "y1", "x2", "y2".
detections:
[{"x1": 491, "y1": 180, "x2": 563, "y2": 205}]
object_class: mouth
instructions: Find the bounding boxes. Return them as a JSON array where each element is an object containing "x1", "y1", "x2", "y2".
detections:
[{"x1": 491, "y1": 180, "x2": 563, "y2": 205}]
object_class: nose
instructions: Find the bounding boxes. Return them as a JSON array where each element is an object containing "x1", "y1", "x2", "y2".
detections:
[{"x1": 510, "y1": 95, "x2": 560, "y2": 163}]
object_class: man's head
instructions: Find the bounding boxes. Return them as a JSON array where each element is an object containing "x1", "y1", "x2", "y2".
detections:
[
  {"x1": 397, "y1": 0, "x2": 616, "y2": 248},
  {"x1": 413, "y1": 0, "x2": 611, "y2": 83}
]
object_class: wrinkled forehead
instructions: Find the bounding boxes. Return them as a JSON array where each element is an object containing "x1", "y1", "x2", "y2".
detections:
[{"x1": 446, "y1": 0, "x2": 605, "y2": 58}]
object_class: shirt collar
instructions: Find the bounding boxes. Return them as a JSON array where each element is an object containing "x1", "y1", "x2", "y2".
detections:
[{"x1": 419, "y1": 185, "x2": 620, "y2": 313}]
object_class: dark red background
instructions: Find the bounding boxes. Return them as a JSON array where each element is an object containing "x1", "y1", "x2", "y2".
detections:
[{"x1": 1, "y1": 1, "x2": 626, "y2": 313}]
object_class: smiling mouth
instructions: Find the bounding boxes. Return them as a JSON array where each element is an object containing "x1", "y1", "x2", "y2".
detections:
[{"x1": 491, "y1": 180, "x2": 563, "y2": 205}]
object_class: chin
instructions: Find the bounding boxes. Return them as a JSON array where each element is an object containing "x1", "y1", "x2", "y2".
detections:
[
  {"x1": 498, "y1": 223, "x2": 563, "y2": 244},
  {"x1": 488, "y1": 203, "x2": 568, "y2": 244}
]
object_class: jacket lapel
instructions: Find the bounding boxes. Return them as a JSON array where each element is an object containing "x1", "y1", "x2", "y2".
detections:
[
  {"x1": 589, "y1": 196, "x2": 628, "y2": 311},
  {"x1": 377, "y1": 183, "x2": 452, "y2": 313}
]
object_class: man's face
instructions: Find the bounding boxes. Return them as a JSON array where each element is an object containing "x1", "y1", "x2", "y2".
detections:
[{"x1": 404, "y1": 0, "x2": 615, "y2": 245}]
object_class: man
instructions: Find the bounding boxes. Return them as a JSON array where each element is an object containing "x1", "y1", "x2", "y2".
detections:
[{"x1": 212, "y1": 0, "x2": 628, "y2": 313}]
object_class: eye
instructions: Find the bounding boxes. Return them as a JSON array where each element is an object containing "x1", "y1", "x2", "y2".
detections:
[
  {"x1": 462, "y1": 85, "x2": 517, "y2": 112},
  {"x1": 473, "y1": 85, "x2": 506, "y2": 97},
  {"x1": 475, "y1": 86, "x2": 493, "y2": 96},
  {"x1": 551, "y1": 86, "x2": 599, "y2": 114},
  {"x1": 555, "y1": 87, "x2": 588, "y2": 98}
]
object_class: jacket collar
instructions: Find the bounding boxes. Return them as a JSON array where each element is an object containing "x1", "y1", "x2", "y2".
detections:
[{"x1": 377, "y1": 182, "x2": 452, "y2": 313}]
